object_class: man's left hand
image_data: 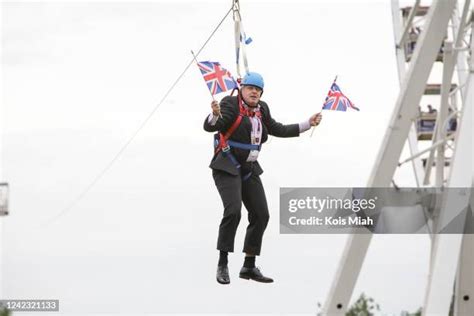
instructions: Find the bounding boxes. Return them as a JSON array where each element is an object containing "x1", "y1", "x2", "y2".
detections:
[{"x1": 309, "y1": 113, "x2": 323, "y2": 126}]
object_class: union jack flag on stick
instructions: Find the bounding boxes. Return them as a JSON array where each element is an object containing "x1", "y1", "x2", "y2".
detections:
[
  {"x1": 322, "y1": 77, "x2": 359, "y2": 111},
  {"x1": 192, "y1": 54, "x2": 238, "y2": 97},
  {"x1": 311, "y1": 76, "x2": 359, "y2": 137}
]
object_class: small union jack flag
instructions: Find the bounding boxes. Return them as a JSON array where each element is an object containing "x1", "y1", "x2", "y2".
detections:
[
  {"x1": 197, "y1": 61, "x2": 238, "y2": 95},
  {"x1": 322, "y1": 82, "x2": 359, "y2": 111}
]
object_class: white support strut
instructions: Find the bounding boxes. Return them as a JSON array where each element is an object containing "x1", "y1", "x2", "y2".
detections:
[
  {"x1": 391, "y1": 0, "x2": 425, "y2": 187},
  {"x1": 322, "y1": 1, "x2": 457, "y2": 314},
  {"x1": 423, "y1": 9, "x2": 473, "y2": 314}
]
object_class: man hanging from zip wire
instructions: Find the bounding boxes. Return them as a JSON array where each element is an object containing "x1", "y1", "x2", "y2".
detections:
[{"x1": 203, "y1": 72, "x2": 322, "y2": 284}]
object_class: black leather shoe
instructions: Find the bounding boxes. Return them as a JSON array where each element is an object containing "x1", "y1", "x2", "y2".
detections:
[
  {"x1": 239, "y1": 266, "x2": 274, "y2": 283},
  {"x1": 216, "y1": 265, "x2": 230, "y2": 284}
]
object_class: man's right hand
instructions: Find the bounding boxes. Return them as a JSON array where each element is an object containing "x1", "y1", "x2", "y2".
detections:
[{"x1": 211, "y1": 100, "x2": 221, "y2": 116}]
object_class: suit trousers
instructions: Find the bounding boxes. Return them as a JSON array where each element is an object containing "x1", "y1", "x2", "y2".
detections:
[{"x1": 212, "y1": 167, "x2": 270, "y2": 256}]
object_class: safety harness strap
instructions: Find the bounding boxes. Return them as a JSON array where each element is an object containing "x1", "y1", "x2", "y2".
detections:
[
  {"x1": 227, "y1": 140, "x2": 260, "y2": 151},
  {"x1": 213, "y1": 92, "x2": 260, "y2": 181},
  {"x1": 233, "y1": 0, "x2": 249, "y2": 78},
  {"x1": 215, "y1": 93, "x2": 262, "y2": 152}
]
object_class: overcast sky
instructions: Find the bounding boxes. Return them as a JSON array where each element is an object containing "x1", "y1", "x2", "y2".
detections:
[{"x1": 1, "y1": 0, "x2": 467, "y2": 314}]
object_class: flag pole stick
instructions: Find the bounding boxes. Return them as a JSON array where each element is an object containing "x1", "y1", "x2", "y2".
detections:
[
  {"x1": 309, "y1": 112, "x2": 321, "y2": 137},
  {"x1": 191, "y1": 50, "x2": 222, "y2": 118},
  {"x1": 310, "y1": 75, "x2": 337, "y2": 137}
]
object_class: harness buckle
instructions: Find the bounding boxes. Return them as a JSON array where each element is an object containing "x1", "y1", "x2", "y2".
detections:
[{"x1": 222, "y1": 145, "x2": 231, "y2": 152}]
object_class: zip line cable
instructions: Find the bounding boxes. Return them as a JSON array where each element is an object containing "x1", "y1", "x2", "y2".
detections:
[{"x1": 43, "y1": 4, "x2": 234, "y2": 226}]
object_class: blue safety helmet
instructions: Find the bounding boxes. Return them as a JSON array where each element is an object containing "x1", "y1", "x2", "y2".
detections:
[{"x1": 242, "y1": 72, "x2": 264, "y2": 91}]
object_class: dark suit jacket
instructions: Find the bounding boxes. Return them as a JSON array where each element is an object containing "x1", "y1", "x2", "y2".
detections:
[{"x1": 203, "y1": 96, "x2": 300, "y2": 176}]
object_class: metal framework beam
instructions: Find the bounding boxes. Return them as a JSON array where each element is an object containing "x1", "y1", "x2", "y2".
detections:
[
  {"x1": 423, "y1": 84, "x2": 472, "y2": 315},
  {"x1": 398, "y1": 0, "x2": 421, "y2": 48},
  {"x1": 453, "y1": 16, "x2": 474, "y2": 316},
  {"x1": 423, "y1": 12, "x2": 473, "y2": 315},
  {"x1": 436, "y1": 42, "x2": 455, "y2": 186},
  {"x1": 391, "y1": 0, "x2": 425, "y2": 187},
  {"x1": 322, "y1": 1, "x2": 457, "y2": 314},
  {"x1": 398, "y1": 133, "x2": 455, "y2": 166},
  {"x1": 452, "y1": 0, "x2": 472, "y2": 101},
  {"x1": 454, "y1": 233, "x2": 474, "y2": 315},
  {"x1": 424, "y1": 0, "x2": 472, "y2": 185},
  {"x1": 368, "y1": 0, "x2": 456, "y2": 187}
]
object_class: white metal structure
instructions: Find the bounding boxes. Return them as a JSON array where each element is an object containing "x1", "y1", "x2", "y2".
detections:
[
  {"x1": 0, "y1": 183, "x2": 5, "y2": 300},
  {"x1": 322, "y1": 0, "x2": 473, "y2": 315},
  {"x1": 0, "y1": 2, "x2": 7, "y2": 295},
  {"x1": 0, "y1": 113, "x2": 4, "y2": 301},
  {"x1": 0, "y1": 125, "x2": 4, "y2": 299},
  {"x1": 0, "y1": 87, "x2": 5, "y2": 299}
]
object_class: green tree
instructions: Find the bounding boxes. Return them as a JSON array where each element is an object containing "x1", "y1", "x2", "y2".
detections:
[
  {"x1": 412, "y1": 309, "x2": 422, "y2": 316},
  {"x1": 401, "y1": 307, "x2": 422, "y2": 316},
  {"x1": 345, "y1": 292, "x2": 380, "y2": 316},
  {"x1": 317, "y1": 294, "x2": 424, "y2": 316},
  {"x1": 0, "y1": 308, "x2": 11, "y2": 316}
]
